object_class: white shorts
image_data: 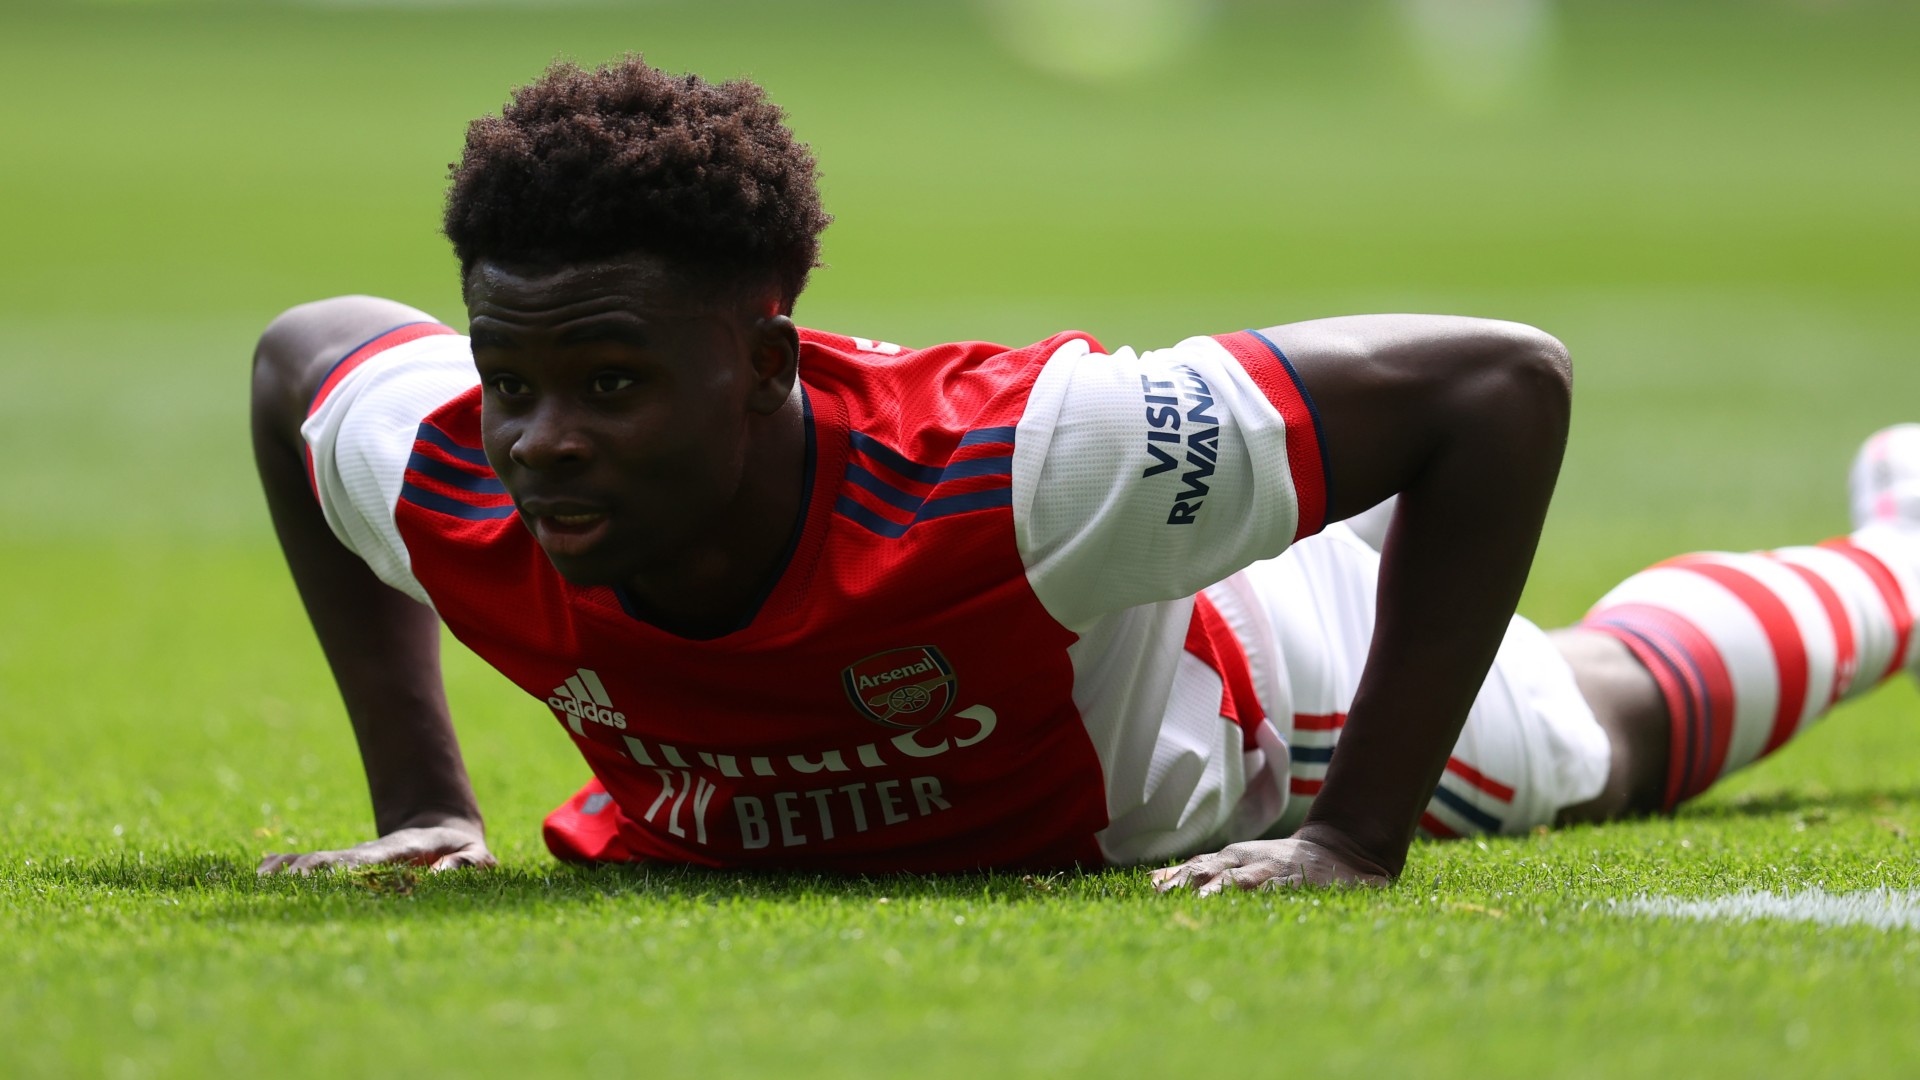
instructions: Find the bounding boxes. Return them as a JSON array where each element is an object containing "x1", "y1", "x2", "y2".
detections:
[{"x1": 1206, "y1": 522, "x2": 1612, "y2": 837}]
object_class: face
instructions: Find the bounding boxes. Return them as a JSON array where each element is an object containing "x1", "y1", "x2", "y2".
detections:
[{"x1": 465, "y1": 254, "x2": 797, "y2": 586}]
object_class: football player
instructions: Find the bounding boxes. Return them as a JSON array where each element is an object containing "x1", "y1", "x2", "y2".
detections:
[{"x1": 251, "y1": 57, "x2": 1919, "y2": 892}]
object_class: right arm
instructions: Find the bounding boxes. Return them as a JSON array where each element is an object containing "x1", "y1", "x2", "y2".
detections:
[{"x1": 251, "y1": 296, "x2": 494, "y2": 874}]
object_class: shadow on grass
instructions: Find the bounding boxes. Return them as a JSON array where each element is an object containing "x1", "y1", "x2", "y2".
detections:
[
  {"x1": 1680, "y1": 784, "x2": 1920, "y2": 821},
  {"x1": 7, "y1": 853, "x2": 1148, "y2": 924},
  {"x1": 14, "y1": 784, "x2": 1917, "y2": 921}
]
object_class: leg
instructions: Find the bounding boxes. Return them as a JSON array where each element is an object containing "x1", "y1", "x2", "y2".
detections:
[
  {"x1": 1230, "y1": 522, "x2": 1614, "y2": 841},
  {"x1": 1547, "y1": 629, "x2": 1667, "y2": 822},
  {"x1": 1557, "y1": 425, "x2": 1920, "y2": 821}
]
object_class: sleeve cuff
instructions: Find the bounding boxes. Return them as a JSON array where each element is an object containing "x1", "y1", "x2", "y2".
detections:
[
  {"x1": 307, "y1": 321, "x2": 460, "y2": 418},
  {"x1": 303, "y1": 321, "x2": 459, "y2": 500},
  {"x1": 1212, "y1": 330, "x2": 1329, "y2": 542}
]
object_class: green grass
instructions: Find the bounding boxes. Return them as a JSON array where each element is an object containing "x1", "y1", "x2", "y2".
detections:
[{"x1": 4, "y1": 1, "x2": 1920, "y2": 1076}]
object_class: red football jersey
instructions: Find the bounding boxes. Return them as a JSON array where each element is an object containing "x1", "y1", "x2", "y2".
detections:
[{"x1": 303, "y1": 323, "x2": 1327, "y2": 871}]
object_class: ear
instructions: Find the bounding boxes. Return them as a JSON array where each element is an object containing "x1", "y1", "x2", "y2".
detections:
[{"x1": 746, "y1": 314, "x2": 801, "y2": 416}]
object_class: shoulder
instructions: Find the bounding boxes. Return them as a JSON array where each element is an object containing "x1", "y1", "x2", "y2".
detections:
[
  {"x1": 296, "y1": 322, "x2": 484, "y2": 606},
  {"x1": 394, "y1": 384, "x2": 516, "y2": 524},
  {"x1": 307, "y1": 323, "x2": 467, "y2": 415},
  {"x1": 303, "y1": 322, "x2": 479, "y2": 465},
  {"x1": 798, "y1": 328, "x2": 1106, "y2": 543},
  {"x1": 798, "y1": 327, "x2": 1104, "y2": 451},
  {"x1": 798, "y1": 327, "x2": 1105, "y2": 389}
]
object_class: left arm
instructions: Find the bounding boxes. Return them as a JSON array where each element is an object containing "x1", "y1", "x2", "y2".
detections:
[{"x1": 1153, "y1": 314, "x2": 1571, "y2": 892}]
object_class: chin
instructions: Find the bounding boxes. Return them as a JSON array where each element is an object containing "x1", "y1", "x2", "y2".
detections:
[{"x1": 538, "y1": 547, "x2": 633, "y2": 588}]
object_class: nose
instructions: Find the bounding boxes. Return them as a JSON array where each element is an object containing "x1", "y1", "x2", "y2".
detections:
[{"x1": 508, "y1": 399, "x2": 592, "y2": 472}]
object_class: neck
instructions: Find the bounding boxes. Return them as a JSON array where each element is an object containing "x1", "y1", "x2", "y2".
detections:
[{"x1": 618, "y1": 390, "x2": 807, "y2": 638}]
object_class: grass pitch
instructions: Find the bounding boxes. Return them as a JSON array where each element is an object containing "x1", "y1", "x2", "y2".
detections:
[{"x1": 4, "y1": 3, "x2": 1920, "y2": 1076}]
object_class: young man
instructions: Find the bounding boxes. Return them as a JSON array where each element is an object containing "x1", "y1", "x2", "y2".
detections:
[{"x1": 252, "y1": 57, "x2": 1919, "y2": 892}]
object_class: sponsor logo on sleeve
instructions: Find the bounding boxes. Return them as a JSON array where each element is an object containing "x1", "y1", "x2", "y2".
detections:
[
  {"x1": 841, "y1": 646, "x2": 957, "y2": 729},
  {"x1": 1140, "y1": 364, "x2": 1220, "y2": 526}
]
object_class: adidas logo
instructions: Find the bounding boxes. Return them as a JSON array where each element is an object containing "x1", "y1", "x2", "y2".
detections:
[{"x1": 547, "y1": 668, "x2": 627, "y2": 733}]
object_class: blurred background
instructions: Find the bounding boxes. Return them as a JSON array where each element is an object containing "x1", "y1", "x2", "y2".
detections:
[{"x1": 3, "y1": 0, "x2": 1917, "y2": 857}]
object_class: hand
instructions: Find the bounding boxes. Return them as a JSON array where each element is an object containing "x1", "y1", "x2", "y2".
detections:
[
  {"x1": 257, "y1": 820, "x2": 496, "y2": 876},
  {"x1": 1150, "y1": 834, "x2": 1392, "y2": 896}
]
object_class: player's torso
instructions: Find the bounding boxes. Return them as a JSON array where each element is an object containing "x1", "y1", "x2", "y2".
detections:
[{"x1": 394, "y1": 331, "x2": 1117, "y2": 871}]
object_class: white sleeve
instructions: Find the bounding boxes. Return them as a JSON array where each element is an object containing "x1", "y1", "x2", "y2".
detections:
[
  {"x1": 1011, "y1": 331, "x2": 1329, "y2": 630},
  {"x1": 298, "y1": 328, "x2": 479, "y2": 608}
]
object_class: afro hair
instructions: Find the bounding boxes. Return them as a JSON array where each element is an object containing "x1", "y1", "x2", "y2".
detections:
[{"x1": 444, "y1": 56, "x2": 831, "y2": 311}]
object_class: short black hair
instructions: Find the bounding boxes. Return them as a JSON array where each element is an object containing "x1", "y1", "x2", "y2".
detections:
[{"x1": 443, "y1": 56, "x2": 831, "y2": 312}]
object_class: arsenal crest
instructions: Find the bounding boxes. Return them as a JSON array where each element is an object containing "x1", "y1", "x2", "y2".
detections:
[{"x1": 841, "y1": 645, "x2": 957, "y2": 729}]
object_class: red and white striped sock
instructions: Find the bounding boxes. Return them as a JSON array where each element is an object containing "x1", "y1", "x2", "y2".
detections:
[{"x1": 1580, "y1": 524, "x2": 1919, "y2": 810}]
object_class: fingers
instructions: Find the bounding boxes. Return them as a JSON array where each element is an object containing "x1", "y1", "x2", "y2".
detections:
[
  {"x1": 429, "y1": 847, "x2": 498, "y2": 873},
  {"x1": 256, "y1": 833, "x2": 408, "y2": 877},
  {"x1": 1163, "y1": 852, "x2": 1271, "y2": 894},
  {"x1": 1152, "y1": 840, "x2": 1394, "y2": 895},
  {"x1": 256, "y1": 847, "x2": 370, "y2": 876},
  {"x1": 1149, "y1": 865, "x2": 1191, "y2": 890},
  {"x1": 258, "y1": 851, "x2": 359, "y2": 876},
  {"x1": 1151, "y1": 851, "x2": 1241, "y2": 894},
  {"x1": 259, "y1": 831, "x2": 498, "y2": 877},
  {"x1": 258, "y1": 850, "x2": 327, "y2": 876},
  {"x1": 1151, "y1": 847, "x2": 1262, "y2": 895}
]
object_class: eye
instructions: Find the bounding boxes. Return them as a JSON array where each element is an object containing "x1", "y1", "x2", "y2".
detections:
[
  {"x1": 487, "y1": 373, "x2": 531, "y2": 398},
  {"x1": 590, "y1": 373, "x2": 637, "y2": 394}
]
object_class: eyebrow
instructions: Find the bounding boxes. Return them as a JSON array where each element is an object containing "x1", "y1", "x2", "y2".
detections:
[{"x1": 468, "y1": 325, "x2": 513, "y2": 350}]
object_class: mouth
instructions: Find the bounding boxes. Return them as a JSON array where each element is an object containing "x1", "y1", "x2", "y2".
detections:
[{"x1": 522, "y1": 503, "x2": 615, "y2": 559}]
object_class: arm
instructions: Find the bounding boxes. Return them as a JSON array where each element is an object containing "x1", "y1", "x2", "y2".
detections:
[
  {"x1": 251, "y1": 296, "x2": 495, "y2": 874},
  {"x1": 1153, "y1": 314, "x2": 1571, "y2": 892}
]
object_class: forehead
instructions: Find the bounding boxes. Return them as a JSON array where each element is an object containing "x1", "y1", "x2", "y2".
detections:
[{"x1": 463, "y1": 253, "x2": 717, "y2": 323}]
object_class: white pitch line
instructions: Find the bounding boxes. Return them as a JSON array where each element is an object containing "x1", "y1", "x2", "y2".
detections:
[{"x1": 1615, "y1": 888, "x2": 1920, "y2": 932}]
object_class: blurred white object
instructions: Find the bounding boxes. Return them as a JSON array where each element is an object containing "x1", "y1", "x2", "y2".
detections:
[
  {"x1": 1398, "y1": 0, "x2": 1557, "y2": 112},
  {"x1": 1850, "y1": 423, "x2": 1920, "y2": 532},
  {"x1": 978, "y1": 0, "x2": 1217, "y2": 83},
  {"x1": 1343, "y1": 495, "x2": 1397, "y2": 554}
]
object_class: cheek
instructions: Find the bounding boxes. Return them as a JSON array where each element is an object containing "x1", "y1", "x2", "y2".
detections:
[
  {"x1": 479, "y1": 420, "x2": 510, "y2": 465},
  {"x1": 477, "y1": 410, "x2": 514, "y2": 475},
  {"x1": 676, "y1": 408, "x2": 752, "y2": 489},
  {"x1": 614, "y1": 404, "x2": 746, "y2": 487},
  {"x1": 663, "y1": 409, "x2": 752, "y2": 511}
]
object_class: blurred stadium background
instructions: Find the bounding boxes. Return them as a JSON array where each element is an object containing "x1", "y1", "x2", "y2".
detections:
[
  {"x1": 7, "y1": 0, "x2": 1917, "y2": 587},
  {"x1": 2, "y1": 1, "x2": 1918, "y2": 1075}
]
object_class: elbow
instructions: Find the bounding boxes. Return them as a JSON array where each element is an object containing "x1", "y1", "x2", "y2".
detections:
[
  {"x1": 1476, "y1": 321, "x2": 1572, "y2": 440},
  {"x1": 252, "y1": 295, "x2": 429, "y2": 435},
  {"x1": 252, "y1": 298, "x2": 348, "y2": 422},
  {"x1": 251, "y1": 304, "x2": 313, "y2": 441},
  {"x1": 253, "y1": 295, "x2": 370, "y2": 388},
  {"x1": 1514, "y1": 323, "x2": 1572, "y2": 403}
]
